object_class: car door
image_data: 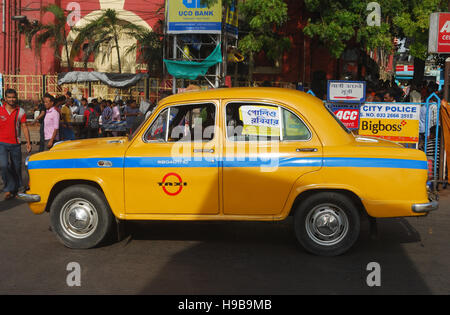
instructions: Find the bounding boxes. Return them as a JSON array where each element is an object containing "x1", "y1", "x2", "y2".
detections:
[
  {"x1": 222, "y1": 101, "x2": 323, "y2": 216},
  {"x1": 124, "y1": 101, "x2": 220, "y2": 215}
]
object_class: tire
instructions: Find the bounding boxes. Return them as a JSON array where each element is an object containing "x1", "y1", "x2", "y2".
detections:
[
  {"x1": 50, "y1": 184, "x2": 114, "y2": 249},
  {"x1": 294, "y1": 192, "x2": 360, "y2": 256}
]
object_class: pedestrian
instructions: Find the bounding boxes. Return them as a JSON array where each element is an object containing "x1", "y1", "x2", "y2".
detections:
[
  {"x1": 55, "y1": 95, "x2": 66, "y2": 112},
  {"x1": 60, "y1": 98, "x2": 75, "y2": 140},
  {"x1": 43, "y1": 93, "x2": 60, "y2": 150},
  {"x1": 79, "y1": 97, "x2": 88, "y2": 116},
  {"x1": 0, "y1": 89, "x2": 32, "y2": 200},
  {"x1": 83, "y1": 103, "x2": 99, "y2": 138},
  {"x1": 93, "y1": 99, "x2": 102, "y2": 115},
  {"x1": 101, "y1": 100, "x2": 113, "y2": 137},
  {"x1": 112, "y1": 101, "x2": 121, "y2": 122},
  {"x1": 124, "y1": 99, "x2": 141, "y2": 134},
  {"x1": 409, "y1": 84, "x2": 422, "y2": 103},
  {"x1": 65, "y1": 91, "x2": 80, "y2": 108},
  {"x1": 33, "y1": 97, "x2": 47, "y2": 152},
  {"x1": 68, "y1": 97, "x2": 80, "y2": 115},
  {"x1": 383, "y1": 90, "x2": 395, "y2": 102}
]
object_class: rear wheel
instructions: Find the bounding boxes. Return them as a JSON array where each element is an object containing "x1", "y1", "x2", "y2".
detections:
[
  {"x1": 294, "y1": 192, "x2": 360, "y2": 256},
  {"x1": 50, "y1": 185, "x2": 114, "y2": 249}
]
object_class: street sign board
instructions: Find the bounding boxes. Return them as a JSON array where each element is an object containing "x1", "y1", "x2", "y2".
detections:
[
  {"x1": 429, "y1": 12, "x2": 450, "y2": 54},
  {"x1": 333, "y1": 108, "x2": 360, "y2": 129},
  {"x1": 358, "y1": 103, "x2": 420, "y2": 143},
  {"x1": 327, "y1": 80, "x2": 366, "y2": 103},
  {"x1": 166, "y1": 0, "x2": 222, "y2": 34}
]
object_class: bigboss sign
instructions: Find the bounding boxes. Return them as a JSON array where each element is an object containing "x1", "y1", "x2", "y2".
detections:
[
  {"x1": 429, "y1": 12, "x2": 450, "y2": 53},
  {"x1": 358, "y1": 103, "x2": 420, "y2": 143}
]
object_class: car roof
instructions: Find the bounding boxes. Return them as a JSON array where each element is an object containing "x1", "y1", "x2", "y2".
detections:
[
  {"x1": 156, "y1": 87, "x2": 353, "y2": 146},
  {"x1": 159, "y1": 87, "x2": 321, "y2": 108}
]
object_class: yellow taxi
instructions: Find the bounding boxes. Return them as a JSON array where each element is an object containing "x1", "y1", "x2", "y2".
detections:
[{"x1": 19, "y1": 88, "x2": 438, "y2": 256}]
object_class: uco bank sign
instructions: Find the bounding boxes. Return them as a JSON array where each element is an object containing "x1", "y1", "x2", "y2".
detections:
[{"x1": 429, "y1": 12, "x2": 450, "y2": 53}]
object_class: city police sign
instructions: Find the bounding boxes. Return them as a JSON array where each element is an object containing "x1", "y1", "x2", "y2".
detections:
[{"x1": 327, "y1": 81, "x2": 366, "y2": 103}]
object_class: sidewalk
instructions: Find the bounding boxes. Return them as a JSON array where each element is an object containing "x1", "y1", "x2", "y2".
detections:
[{"x1": 20, "y1": 122, "x2": 41, "y2": 144}]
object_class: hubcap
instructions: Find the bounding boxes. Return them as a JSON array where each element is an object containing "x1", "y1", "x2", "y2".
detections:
[
  {"x1": 305, "y1": 204, "x2": 349, "y2": 246},
  {"x1": 60, "y1": 198, "x2": 98, "y2": 239}
]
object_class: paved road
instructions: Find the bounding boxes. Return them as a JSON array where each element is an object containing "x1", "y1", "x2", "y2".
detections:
[
  {"x1": 1, "y1": 192, "x2": 449, "y2": 295},
  {"x1": 0, "y1": 146, "x2": 449, "y2": 295}
]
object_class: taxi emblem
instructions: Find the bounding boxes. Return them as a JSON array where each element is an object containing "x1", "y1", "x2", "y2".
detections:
[{"x1": 158, "y1": 173, "x2": 187, "y2": 196}]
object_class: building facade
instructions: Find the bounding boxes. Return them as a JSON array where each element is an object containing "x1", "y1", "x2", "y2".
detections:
[{"x1": 0, "y1": 0, "x2": 376, "y2": 89}]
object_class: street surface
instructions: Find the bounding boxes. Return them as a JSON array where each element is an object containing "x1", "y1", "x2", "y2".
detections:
[{"x1": 0, "y1": 145, "x2": 449, "y2": 295}]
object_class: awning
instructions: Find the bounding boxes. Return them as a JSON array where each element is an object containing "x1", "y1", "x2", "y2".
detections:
[
  {"x1": 58, "y1": 71, "x2": 149, "y2": 88},
  {"x1": 163, "y1": 43, "x2": 222, "y2": 80}
]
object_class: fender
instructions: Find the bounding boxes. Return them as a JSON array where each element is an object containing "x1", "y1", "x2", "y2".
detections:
[
  {"x1": 278, "y1": 169, "x2": 365, "y2": 220},
  {"x1": 27, "y1": 169, "x2": 125, "y2": 219}
]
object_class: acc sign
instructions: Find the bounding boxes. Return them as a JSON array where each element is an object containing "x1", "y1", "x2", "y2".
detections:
[
  {"x1": 429, "y1": 13, "x2": 450, "y2": 53},
  {"x1": 327, "y1": 81, "x2": 366, "y2": 103},
  {"x1": 333, "y1": 108, "x2": 360, "y2": 129}
]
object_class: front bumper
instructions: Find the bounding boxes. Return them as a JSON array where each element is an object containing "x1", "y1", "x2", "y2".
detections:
[
  {"x1": 412, "y1": 200, "x2": 439, "y2": 213},
  {"x1": 17, "y1": 193, "x2": 41, "y2": 203}
]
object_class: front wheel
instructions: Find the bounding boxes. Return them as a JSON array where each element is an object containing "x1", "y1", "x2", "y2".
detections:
[
  {"x1": 294, "y1": 192, "x2": 361, "y2": 256},
  {"x1": 50, "y1": 185, "x2": 114, "y2": 249}
]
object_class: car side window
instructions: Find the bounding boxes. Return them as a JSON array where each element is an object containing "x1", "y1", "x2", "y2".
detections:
[
  {"x1": 145, "y1": 108, "x2": 168, "y2": 142},
  {"x1": 167, "y1": 103, "x2": 216, "y2": 142},
  {"x1": 281, "y1": 108, "x2": 311, "y2": 141},
  {"x1": 144, "y1": 103, "x2": 216, "y2": 142},
  {"x1": 226, "y1": 103, "x2": 281, "y2": 141}
]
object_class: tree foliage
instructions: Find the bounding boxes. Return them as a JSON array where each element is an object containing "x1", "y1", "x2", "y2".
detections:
[
  {"x1": 72, "y1": 9, "x2": 147, "y2": 73},
  {"x1": 126, "y1": 18, "x2": 164, "y2": 77},
  {"x1": 30, "y1": 4, "x2": 73, "y2": 70},
  {"x1": 303, "y1": 0, "x2": 448, "y2": 61},
  {"x1": 201, "y1": 0, "x2": 290, "y2": 81},
  {"x1": 303, "y1": 0, "x2": 405, "y2": 59},
  {"x1": 393, "y1": 0, "x2": 448, "y2": 61}
]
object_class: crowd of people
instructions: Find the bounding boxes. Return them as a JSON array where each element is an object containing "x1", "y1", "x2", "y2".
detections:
[
  {"x1": 32, "y1": 91, "x2": 160, "y2": 152},
  {"x1": 0, "y1": 88, "x2": 164, "y2": 200},
  {"x1": 365, "y1": 79, "x2": 442, "y2": 104}
]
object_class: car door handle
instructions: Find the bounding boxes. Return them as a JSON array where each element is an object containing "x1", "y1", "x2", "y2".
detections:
[
  {"x1": 193, "y1": 149, "x2": 214, "y2": 153},
  {"x1": 296, "y1": 148, "x2": 318, "y2": 152}
]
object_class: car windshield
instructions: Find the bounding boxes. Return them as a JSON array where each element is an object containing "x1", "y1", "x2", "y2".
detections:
[
  {"x1": 324, "y1": 105, "x2": 352, "y2": 134},
  {"x1": 129, "y1": 115, "x2": 149, "y2": 141}
]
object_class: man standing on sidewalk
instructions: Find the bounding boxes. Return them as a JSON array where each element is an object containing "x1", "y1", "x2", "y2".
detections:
[
  {"x1": 0, "y1": 89, "x2": 32, "y2": 200},
  {"x1": 43, "y1": 93, "x2": 60, "y2": 150}
]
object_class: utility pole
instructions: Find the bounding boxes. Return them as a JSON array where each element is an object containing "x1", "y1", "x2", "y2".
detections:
[{"x1": 445, "y1": 58, "x2": 450, "y2": 102}]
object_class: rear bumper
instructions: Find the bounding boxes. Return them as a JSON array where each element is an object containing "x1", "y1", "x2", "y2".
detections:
[
  {"x1": 412, "y1": 200, "x2": 439, "y2": 213},
  {"x1": 17, "y1": 193, "x2": 41, "y2": 203}
]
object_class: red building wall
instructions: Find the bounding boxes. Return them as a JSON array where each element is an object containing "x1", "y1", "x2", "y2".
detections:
[
  {"x1": 0, "y1": 0, "x2": 164, "y2": 75},
  {"x1": 0, "y1": 0, "x2": 340, "y2": 87},
  {"x1": 251, "y1": 0, "x2": 338, "y2": 87}
]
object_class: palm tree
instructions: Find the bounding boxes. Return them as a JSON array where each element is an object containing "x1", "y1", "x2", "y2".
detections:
[
  {"x1": 34, "y1": 4, "x2": 73, "y2": 71},
  {"x1": 125, "y1": 20, "x2": 164, "y2": 77},
  {"x1": 73, "y1": 9, "x2": 147, "y2": 74}
]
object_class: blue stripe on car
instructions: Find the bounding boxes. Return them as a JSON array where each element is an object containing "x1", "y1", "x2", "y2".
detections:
[{"x1": 28, "y1": 157, "x2": 427, "y2": 170}]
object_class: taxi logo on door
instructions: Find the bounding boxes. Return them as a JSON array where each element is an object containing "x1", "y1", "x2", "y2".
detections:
[{"x1": 158, "y1": 173, "x2": 187, "y2": 196}]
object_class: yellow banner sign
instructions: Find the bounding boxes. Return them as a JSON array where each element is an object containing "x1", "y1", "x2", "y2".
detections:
[
  {"x1": 167, "y1": 0, "x2": 222, "y2": 34},
  {"x1": 358, "y1": 103, "x2": 420, "y2": 143}
]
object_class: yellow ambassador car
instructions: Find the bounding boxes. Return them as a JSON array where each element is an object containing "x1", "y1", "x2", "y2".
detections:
[{"x1": 19, "y1": 88, "x2": 438, "y2": 256}]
